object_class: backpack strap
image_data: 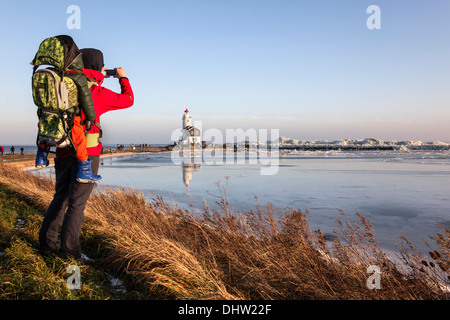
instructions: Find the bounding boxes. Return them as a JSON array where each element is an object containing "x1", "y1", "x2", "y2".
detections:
[
  {"x1": 92, "y1": 120, "x2": 102, "y2": 138},
  {"x1": 85, "y1": 76, "x2": 98, "y2": 89}
]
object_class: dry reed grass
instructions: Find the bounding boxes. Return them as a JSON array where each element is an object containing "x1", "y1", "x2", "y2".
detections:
[{"x1": 0, "y1": 162, "x2": 448, "y2": 300}]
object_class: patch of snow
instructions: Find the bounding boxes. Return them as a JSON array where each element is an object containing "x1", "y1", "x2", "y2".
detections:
[
  {"x1": 81, "y1": 253, "x2": 92, "y2": 261},
  {"x1": 105, "y1": 272, "x2": 127, "y2": 296}
]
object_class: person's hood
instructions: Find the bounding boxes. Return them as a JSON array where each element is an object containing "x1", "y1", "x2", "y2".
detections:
[
  {"x1": 82, "y1": 68, "x2": 104, "y2": 85},
  {"x1": 58, "y1": 35, "x2": 82, "y2": 70},
  {"x1": 80, "y1": 48, "x2": 104, "y2": 72},
  {"x1": 31, "y1": 35, "x2": 82, "y2": 71}
]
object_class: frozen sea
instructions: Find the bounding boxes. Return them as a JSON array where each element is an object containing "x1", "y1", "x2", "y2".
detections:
[
  {"x1": 89, "y1": 149, "x2": 450, "y2": 253},
  {"x1": 39, "y1": 149, "x2": 450, "y2": 253}
]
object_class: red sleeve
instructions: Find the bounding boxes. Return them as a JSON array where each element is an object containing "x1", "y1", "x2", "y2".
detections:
[
  {"x1": 118, "y1": 77, "x2": 134, "y2": 105},
  {"x1": 96, "y1": 77, "x2": 134, "y2": 114}
]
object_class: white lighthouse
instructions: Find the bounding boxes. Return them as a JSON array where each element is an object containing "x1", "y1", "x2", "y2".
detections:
[
  {"x1": 182, "y1": 108, "x2": 192, "y2": 129},
  {"x1": 179, "y1": 108, "x2": 201, "y2": 148}
]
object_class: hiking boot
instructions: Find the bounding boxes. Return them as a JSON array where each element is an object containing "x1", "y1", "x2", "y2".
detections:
[
  {"x1": 76, "y1": 159, "x2": 102, "y2": 183},
  {"x1": 35, "y1": 146, "x2": 50, "y2": 168}
]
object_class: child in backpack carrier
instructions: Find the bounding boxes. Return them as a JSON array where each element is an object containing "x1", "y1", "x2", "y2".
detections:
[
  {"x1": 36, "y1": 116, "x2": 102, "y2": 184},
  {"x1": 33, "y1": 36, "x2": 101, "y2": 183}
]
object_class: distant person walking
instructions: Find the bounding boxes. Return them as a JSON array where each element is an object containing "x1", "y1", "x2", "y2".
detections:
[
  {"x1": 39, "y1": 48, "x2": 134, "y2": 259},
  {"x1": 10, "y1": 146, "x2": 14, "y2": 155},
  {"x1": 1, "y1": 146, "x2": 4, "y2": 155},
  {"x1": 20, "y1": 146, "x2": 24, "y2": 156}
]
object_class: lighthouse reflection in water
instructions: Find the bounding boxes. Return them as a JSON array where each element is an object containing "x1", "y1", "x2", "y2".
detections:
[{"x1": 182, "y1": 151, "x2": 201, "y2": 192}]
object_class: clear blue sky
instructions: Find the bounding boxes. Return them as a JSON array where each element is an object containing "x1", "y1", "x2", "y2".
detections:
[{"x1": 0, "y1": 0, "x2": 449, "y2": 144}]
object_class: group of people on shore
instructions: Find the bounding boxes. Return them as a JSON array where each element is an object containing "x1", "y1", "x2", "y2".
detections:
[{"x1": 0, "y1": 146, "x2": 24, "y2": 156}]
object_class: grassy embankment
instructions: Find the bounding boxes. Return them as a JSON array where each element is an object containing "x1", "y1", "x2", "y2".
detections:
[{"x1": 0, "y1": 157, "x2": 448, "y2": 300}]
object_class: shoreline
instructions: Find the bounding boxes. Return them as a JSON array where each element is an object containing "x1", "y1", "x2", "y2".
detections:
[{"x1": 1, "y1": 147, "x2": 169, "y2": 170}]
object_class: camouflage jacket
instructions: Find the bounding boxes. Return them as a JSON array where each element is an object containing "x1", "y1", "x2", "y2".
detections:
[{"x1": 66, "y1": 55, "x2": 96, "y2": 121}]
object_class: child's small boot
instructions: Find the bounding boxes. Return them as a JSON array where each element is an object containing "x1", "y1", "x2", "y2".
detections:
[
  {"x1": 35, "y1": 145, "x2": 50, "y2": 168},
  {"x1": 76, "y1": 159, "x2": 102, "y2": 183}
]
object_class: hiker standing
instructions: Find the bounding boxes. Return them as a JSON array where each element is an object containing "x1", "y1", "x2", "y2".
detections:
[
  {"x1": 10, "y1": 146, "x2": 14, "y2": 155},
  {"x1": 20, "y1": 146, "x2": 24, "y2": 156},
  {"x1": 39, "y1": 47, "x2": 134, "y2": 259},
  {"x1": 32, "y1": 36, "x2": 101, "y2": 183},
  {"x1": 1, "y1": 146, "x2": 4, "y2": 155}
]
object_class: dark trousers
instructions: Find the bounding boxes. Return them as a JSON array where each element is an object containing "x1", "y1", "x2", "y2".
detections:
[{"x1": 39, "y1": 155, "x2": 99, "y2": 258}]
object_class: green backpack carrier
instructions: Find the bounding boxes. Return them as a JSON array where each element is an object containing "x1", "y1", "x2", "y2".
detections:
[{"x1": 31, "y1": 36, "x2": 81, "y2": 148}]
